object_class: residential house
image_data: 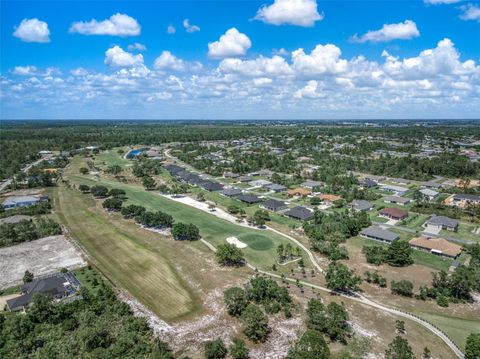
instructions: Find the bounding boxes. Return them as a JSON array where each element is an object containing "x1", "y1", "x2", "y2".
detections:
[
  {"x1": 360, "y1": 226, "x2": 400, "y2": 243},
  {"x1": 287, "y1": 188, "x2": 311, "y2": 197},
  {"x1": 424, "y1": 216, "x2": 459, "y2": 231},
  {"x1": 265, "y1": 183, "x2": 287, "y2": 193},
  {"x1": 383, "y1": 195, "x2": 411, "y2": 206},
  {"x1": 6, "y1": 272, "x2": 81, "y2": 312},
  {"x1": 380, "y1": 185, "x2": 409, "y2": 196},
  {"x1": 249, "y1": 179, "x2": 272, "y2": 187},
  {"x1": 163, "y1": 164, "x2": 184, "y2": 175},
  {"x1": 237, "y1": 194, "x2": 262, "y2": 204},
  {"x1": 301, "y1": 180, "x2": 323, "y2": 190},
  {"x1": 284, "y1": 206, "x2": 314, "y2": 221},
  {"x1": 421, "y1": 180, "x2": 443, "y2": 190},
  {"x1": 223, "y1": 172, "x2": 239, "y2": 179},
  {"x1": 350, "y1": 200, "x2": 373, "y2": 212},
  {"x1": 379, "y1": 207, "x2": 408, "y2": 220},
  {"x1": 220, "y1": 188, "x2": 242, "y2": 197},
  {"x1": 392, "y1": 178, "x2": 410, "y2": 185},
  {"x1": 259, "y1": 169, "x2": 274, "y2": 178},
  {"x1": 238, "y1": 175, "x2": 253, "y2": 183},
  {"x1": 200, "y1": 181, "x2": 224, "y2": 192},
  {"x1": 260, "y1": 199, "x2": 288, "y2": 212},
  {"x1": 449, "y1": 193, "x2": 480, "y2": 208},
  {"x1": 2, "y1": 195, "x2": 46, "y2": 209},
  {"x1": 360, "y1": 178, "x2": 378, "y2": 188},
  {"x1": 420, "y1": 188, "x2": 439, "y2": 202},
  {"x1": 409, "y1": 236, "x2": 462, "y2": 259},
  {"x1": 318, "y1": 194, "x2": 343, "y2": 205}
]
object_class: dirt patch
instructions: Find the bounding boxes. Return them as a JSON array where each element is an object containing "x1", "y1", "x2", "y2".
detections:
[{"x1": 0, "y1": 235, "x2": 86, "y2": 289}]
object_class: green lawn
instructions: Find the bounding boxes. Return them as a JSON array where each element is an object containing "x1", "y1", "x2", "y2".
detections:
[
  {"x1": 414, "y1": 311, "x2": 480, "y2": 351},
  {"x1": 440, "y1": 224, "x2": 480, "y2": 243},
  {"x1": 94, "y1": 150, "x2": 130, "y2": 168}
]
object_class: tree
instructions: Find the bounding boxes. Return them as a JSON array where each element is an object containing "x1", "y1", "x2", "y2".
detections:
[
  {"x1": 325, "y1": 262, "x2": 362, "y2": 292},
  {"x1": 90, "y1": 185, "x2": 109, "y2": 197},
  {"x1": 204, "y1": 339, "x2": 227, "y2": 359},
  {"x1": 229, "y1": 337, "x2": 249, "y2": 359},
  {"x1": 79, "y1": 167, "x2": 89, "y2": 175},
  {"x1": 108, "y1": 188, "x2": 126, "y2": 197},
  {"x1": 197, "y1": 192, "x2": 206, "y2": 202},
  {"x1": 106, "y1": 165, "x2": 122, "y2": 175},
  {"x1": 466, "y1": 333, "x2": 480, "y2": 359},
  {"x1": 79, "y1": 184, "x2": 90, "y2": 193},
  {"x1": 171, "y1": 222, "x2": 200, "y2": 241},
  {"x1": 216, "y1": 243, "x2": 245, "y2": 266},
  {"x1": 422, "y1": 347, "x2": 431, "y2": 359},
  {"x1": 142, "y1": 175, "x2": 156, "y2": 190},
  {"x1": 224, "y1": 287, "x2": 247, "y2": 317},
  {"x1": 363, "y1": 245, "x2": 387, "y2": 265},
  {"x1": 251, "y1": 209, "x2": 270, "y2": 227},
  {"x1": 391, "y1": 280, "x2": 414, "y2": 297},
  {"x1": 121, "y1": 204, "x2": 146, "y2": 219},
  {"x1": 385, "y1": 336, "x2": 415, "y2": 359},
  {"x1": 23, "y1": 270, "x2": 34, "y2": 283},
  {"x1": 306, "y1": 299, "x2": 351, "y2": 343},
  {"x1": 286, "y1": 329, "x2": 330, "y2": 359},
  {"x1": 228, "y1": 205, "x2": 241, "y2": 214},
  {"x1": 386, "y1": 241, "x2": 413, "y2": 267},
  {"x1": 102, "y1": 197, "x2": 123, "y2": 211},
  {"x1": 240, "y1": 304, "x2": 270, "y2": 343}
]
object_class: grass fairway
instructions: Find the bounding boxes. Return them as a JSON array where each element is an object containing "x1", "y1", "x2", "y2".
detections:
[
  {"x1": 53, "y1": 185, "x2": 202, "y2": 321},
  {"x1": 68, "y1": 175, "x2": 301, "y2": 271}
]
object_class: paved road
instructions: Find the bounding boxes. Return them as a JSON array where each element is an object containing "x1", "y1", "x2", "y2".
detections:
[{"x1": 0, "y1": 156, "x2": 49, "y2": 193}]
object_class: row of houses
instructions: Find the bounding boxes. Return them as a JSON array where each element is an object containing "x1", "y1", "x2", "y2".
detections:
[{"x1": 164, "y1": 164, "x2": 225, "y2": 192}]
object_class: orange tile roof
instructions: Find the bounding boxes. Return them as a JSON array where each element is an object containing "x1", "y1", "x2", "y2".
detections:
[
  {"x1": 287, "y1": 188, "x2": 311, "y2": 196},
  {"x1": 409, "y1": 237, "x2": 462, "y2": 258},
  {"x1": 318, "y1": 194, "x2": 342, "y2": 202}
]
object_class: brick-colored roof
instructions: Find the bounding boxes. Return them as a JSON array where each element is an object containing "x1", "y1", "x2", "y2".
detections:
[
  {"x1": 379, "y1": 207, "x2": 408, "y2": 219},
  {"x1": 318, "y1": 194, "x2": 342, "y2": 202},
  {"x1": 409, "y1": 237, "x2": 462, "y2": 258},
  {"x1": 287, "y1": 188, "x2": 311, "y2": 196}
]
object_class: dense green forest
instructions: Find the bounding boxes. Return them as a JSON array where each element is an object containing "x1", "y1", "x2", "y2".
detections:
[{"x1": 1, "y1": 120, "x2": 479, "y2": 180}]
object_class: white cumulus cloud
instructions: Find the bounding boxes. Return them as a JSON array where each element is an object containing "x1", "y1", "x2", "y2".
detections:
[
  {"x1": 104, "y1": 46, "x2": 144, "y2": 67},
  {"x1": 292, "y1": 44, "x2": 348, "y2": 76},
  {"x1": 167, "y1": 25, "x2": 176, "y2": 34},
  {"x1": 459, "y1": 4, "x2": 480, "y2": 21},
  {"x1": 255, "y1": 0, "x2": 323, "y2": 27},
  {"x1": 13, "y1": 18, "x2": 50, "y2": 43},
  {"x1": 183, "y1": 19, "x2": 200, "y2": 33},
  {"x1": 128, "y1": 43, "x2": 147, "y2": 51},
  {"x1": 154, "y1": 51, "x2": 186, "y2": 71},
  {"x1": 219, "y1": 56, "x2": 293, "y2": 77},
  {"x1": 208, "y1": 28, "x2": 252, "y2": 59},
  {"x1": 352, "y1": 20, "x2": 420, "y2": 43},
  {"x1": 69, "y1": 13, "x2": 141, "y2": 36}
]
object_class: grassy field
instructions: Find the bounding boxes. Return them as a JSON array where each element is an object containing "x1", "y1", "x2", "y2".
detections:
[
  {"x1": 53, "y1": 185, "x2": 203, "y2": 321},
  {"x1": 415, "y1": 311, "x2": 480, "y2": 351}
]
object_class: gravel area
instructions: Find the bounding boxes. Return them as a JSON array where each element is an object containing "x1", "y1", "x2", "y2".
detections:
[{"x1": 0, "y1": 235, "x2": 86, "y2": 289}]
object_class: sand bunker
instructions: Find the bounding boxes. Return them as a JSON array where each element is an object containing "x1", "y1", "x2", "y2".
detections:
[{"x1": 226, "y1": 236, "x2": 247, "y2": 249}]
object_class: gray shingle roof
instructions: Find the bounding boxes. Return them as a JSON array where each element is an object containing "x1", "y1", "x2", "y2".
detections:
[
  {"x1": 360, "y1": 226, "x2": 400, "y2": 242},
  {"x1": 237, "y1": 194, "x2": 261, "y2": 204},
  {"x1": 261, "y1": 199, "x2": 287, "y2": 211},
  {"x1": 350, "y1": 200, "x2": 373, "y2": 211},
  {"x1": 221, "y1": 188, "x2": 242, "y2": 197},
  {"x1": 426, "y1": 216, "x2": 459, "y2": 228},
  {"x1": 284, "y1": 206, "x2": 314, "y2": 220}
]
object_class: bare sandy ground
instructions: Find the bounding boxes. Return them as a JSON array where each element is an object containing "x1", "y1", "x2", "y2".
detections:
[
  {"x1": 226, "y1": 236, "x2": 248, "y2": 248},
  {"x1": 0, "y1": 235, "x2": 86, "y2": 289}
]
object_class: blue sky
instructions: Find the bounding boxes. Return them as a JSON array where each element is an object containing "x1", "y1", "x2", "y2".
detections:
[{"x1": 1, "y1": 0, "x2": 479, "y2": 119}]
